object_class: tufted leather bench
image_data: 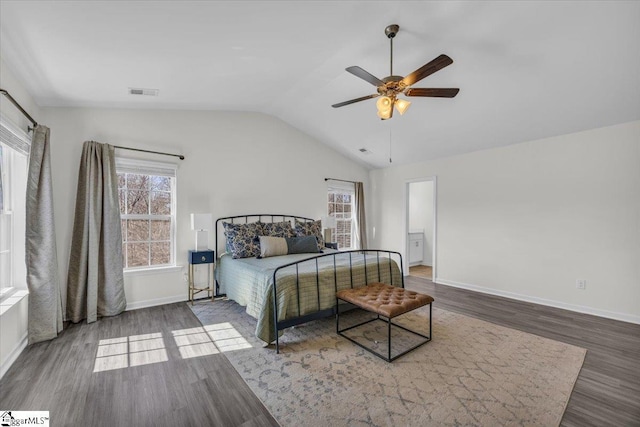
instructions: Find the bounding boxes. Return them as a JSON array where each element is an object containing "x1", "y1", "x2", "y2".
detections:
[{"x1": 336, "y1": 282, "x2": 434, "y2": 362}]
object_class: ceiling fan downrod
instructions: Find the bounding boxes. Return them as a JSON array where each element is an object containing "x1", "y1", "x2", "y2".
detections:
[{"x1": 385, "y1": 24, "x2": 399, "y2": 77}]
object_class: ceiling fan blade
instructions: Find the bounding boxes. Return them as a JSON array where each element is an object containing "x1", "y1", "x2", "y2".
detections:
[
  {"x1": 346, "y1": 66, "x2": 384, "y2": 87},
  {"x1": 401, "y1": 54, "x2": 453, "y2": 87},
  {"x1": 405, "y1": 88, "x2": 460, "y2": 98},
  {"x1": 332, "y1": 94, "x2": 380, "y2": 108}
]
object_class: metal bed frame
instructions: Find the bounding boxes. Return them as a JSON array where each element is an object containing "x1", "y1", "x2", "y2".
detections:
[
  {"x1": 271, "y1": 249, "x2": 404, "y2": 353},
  {"x1": 214, "y1": 214, "x2": 404, "y2": 353}
]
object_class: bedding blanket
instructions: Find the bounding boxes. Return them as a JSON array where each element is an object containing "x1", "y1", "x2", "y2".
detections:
[{"x1": 217, "y1": 250, "x2": 402, "y2": 344}]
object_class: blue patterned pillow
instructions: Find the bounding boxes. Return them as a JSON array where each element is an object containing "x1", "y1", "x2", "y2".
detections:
[
  {"x1": 294, "y1": 219, "x2": 324, "y2": 249},
  {"x1": 260, "y1": 221, "x2": 295, "y2": 238},
  {"x1": 223, "y1": 222, "x2": 263, "y2": 259}
]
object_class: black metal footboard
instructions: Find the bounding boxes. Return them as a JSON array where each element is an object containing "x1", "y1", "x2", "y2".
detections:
[{"x1": 271, "y1": 250, "x2": 404, "y2": 353}]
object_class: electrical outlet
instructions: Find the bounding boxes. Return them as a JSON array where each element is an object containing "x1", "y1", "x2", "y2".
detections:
[{"x1": 576, "y1": 279, "x2": 586, "y2": 290}]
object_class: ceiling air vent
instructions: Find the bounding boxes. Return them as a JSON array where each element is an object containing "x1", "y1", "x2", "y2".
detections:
[{"x1": 128, "y1": 87, "x2": 159, "y2": 96}]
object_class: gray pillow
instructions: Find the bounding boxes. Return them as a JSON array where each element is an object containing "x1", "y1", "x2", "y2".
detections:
[{"x1": 286, "y1": 236, "x2": 321, "y2": 254}]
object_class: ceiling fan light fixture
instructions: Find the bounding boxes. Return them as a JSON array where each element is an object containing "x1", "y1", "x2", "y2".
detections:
[
  {"x1": 376, "y1": 96, "x2": 392, "y2": 111},
  {"x1": 395, "y1": 98, "x2": 411, "y2": 115},
  {"x1": 377, "y1": 108, "x2": 392, "y2": 120}
]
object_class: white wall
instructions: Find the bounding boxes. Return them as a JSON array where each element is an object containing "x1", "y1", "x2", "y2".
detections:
[
  {"x1": 0, "y1": 57, "x2": 41, "y2": 376},
  {"x1": 41, "y1": 107, "x2": 370, "y2": 311},
  {"x1": 370, "y1": 121, "x2": 640, "y2": 323},
  {"x1": 408, "y1": 181, "x2": 434, "y2": 266}
]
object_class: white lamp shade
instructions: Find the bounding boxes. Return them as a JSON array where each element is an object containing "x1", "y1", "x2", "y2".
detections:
[
  {"x1": 322, "y1": 215, "x2": 337, "y2": 229},
  {"x1": 190, "y1": 213, "x2": 212, "y2": 231}
]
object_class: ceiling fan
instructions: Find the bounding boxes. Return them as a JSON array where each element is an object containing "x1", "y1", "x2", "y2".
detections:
[{"x1": 332, "y1": 24, "x2": 459, "y2": 119}]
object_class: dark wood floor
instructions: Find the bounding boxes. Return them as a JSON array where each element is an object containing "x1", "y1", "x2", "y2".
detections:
[
  {"x1": 405, "y1": 275, "x2": 640, "y2": 427},
  {"x1": 1, "y1": 278, "x2": 639, "y2": 426},
  {"x1": 0, "y1": 303, "x2": 278, "y2": 427}
]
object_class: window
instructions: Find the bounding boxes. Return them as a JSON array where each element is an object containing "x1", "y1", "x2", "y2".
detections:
[
  {"x1": 116, "y1": 158, "x2": 177, "y2": 270},
  {"x1": 0, "y1": 115, "x2": 30, "y2": 298},
  {"x1": 327, "y1": 182, "x2": 355, "y2": 250}
]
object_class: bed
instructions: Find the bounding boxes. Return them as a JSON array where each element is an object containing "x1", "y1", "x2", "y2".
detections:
[{"x1": 215, "y1": 214, "x2": 404, "y2": 352}]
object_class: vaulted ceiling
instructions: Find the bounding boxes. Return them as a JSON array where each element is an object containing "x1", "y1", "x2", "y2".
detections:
[{"x1": 1, "y1": 1, "x2": 639, "y2": 168}]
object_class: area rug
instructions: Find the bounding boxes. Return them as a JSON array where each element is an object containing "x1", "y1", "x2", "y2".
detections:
[{"x1": 190, "y1": 299, "x2": 586, "y2": 427}]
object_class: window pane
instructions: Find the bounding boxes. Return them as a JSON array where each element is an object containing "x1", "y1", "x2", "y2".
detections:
[
  {"x1": 336, "y1": 194, "x2": 344, "y2": 203},
  {"x1": 328, "y1": 204, "x2": 335, "y2": 215},
  {"x1": 117, "y1": 162, "x2": 176, "y2": 270},
  {"x1": 150, "y1": 176, "x2": 170, "y2": 192},
  {"x1": 150, "y1": 191, "x2": 171, "y2": 215},
  {"x1": 127, "y1": 190, "x2": 149, "y2": 214},
  {"x1": 151, "y1": 242, "x2": 170, "y2": 265},
  {"x1": 118, "y1": 189, "x2": 126, "y2": 214},
  {"x1": 344, "y1": 204, "x2": 352, "y2": 213},
  {"x1": 344, "y1": 194, "x2": 351, "y2": 203},
  {"x1": 127, "y1": 242, "x2": 149, "y2": 267},
  {"x1": 127, "y1": 174, "x2": 148, "y2": 190},
  {"x1": 151, "y1": 219, "x2": 170, "y2": 241},
  {"x1": 127, "y1": 220, "x2": 149, "y2": 242},
  {"x1": 336, "y1": 204, "x2": 344, "y2": 213},
  {"x1": 328, "y1": 193, "x2": 334, "y2": 202}
]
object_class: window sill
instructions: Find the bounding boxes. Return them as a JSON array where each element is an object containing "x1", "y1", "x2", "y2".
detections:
[
  {"x1": 0, "y1": 289, "x2": 28, "y2": 316},
  {"x1": 124, "y1": 265, "x2": 184, "y2": 277}
]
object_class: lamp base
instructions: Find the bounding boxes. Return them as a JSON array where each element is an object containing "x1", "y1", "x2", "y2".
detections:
[
  {"x1": 324, "y1": 229, "x2": 333, "y2": 245},
  {"x1": 195, "y1": 230, "x2": 208, "y2": 251}
]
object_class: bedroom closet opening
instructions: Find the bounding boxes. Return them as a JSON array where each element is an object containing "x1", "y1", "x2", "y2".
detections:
[{"x1": 406, "y1": 178, "x2": 435, "y2": 281}]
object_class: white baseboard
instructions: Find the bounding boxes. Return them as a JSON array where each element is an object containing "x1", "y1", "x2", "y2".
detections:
[
  {"x1": 126, "y1": 294, "x2": 188, "y2": 311},
  {"x1": 0, "y1": 332, "x2": 27, "y2": 380},
  {"x1": 434, "y1": 277, "x2": 640, "y2": 325}
]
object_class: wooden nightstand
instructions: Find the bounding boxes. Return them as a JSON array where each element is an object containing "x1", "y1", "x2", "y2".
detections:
[{"x1": 188, "y1": 249, "x2": 215, "y2": 304}]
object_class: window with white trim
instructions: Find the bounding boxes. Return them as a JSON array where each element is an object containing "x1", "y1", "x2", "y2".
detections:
[
  {"x1": 116, "y1": 158, "x2": 177, "y2": 270},
  {"x1": 0, "y1": 115, "x2": 30, "y2": 299},
  {"x1": 327, "y1": 181, "x2": 355, "y2": 250}
]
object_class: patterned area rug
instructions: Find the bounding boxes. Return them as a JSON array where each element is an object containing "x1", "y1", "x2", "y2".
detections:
[{"x1": 190, "y1": 299, "x2": 585, "y2": 427}]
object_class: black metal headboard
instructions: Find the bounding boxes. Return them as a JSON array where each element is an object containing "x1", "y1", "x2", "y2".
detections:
[{"x1": 215, "y1": 214, "x2": 315, "y2": 256}]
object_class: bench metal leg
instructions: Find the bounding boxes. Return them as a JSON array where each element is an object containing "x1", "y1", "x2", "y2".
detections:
[{"x1": 336, "y1": 299, "x2": 433, "y2": 362}]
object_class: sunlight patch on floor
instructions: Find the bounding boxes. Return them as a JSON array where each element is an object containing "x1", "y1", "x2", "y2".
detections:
[
  {"x1": 204, "y1": 322, "x2": 252, "y2": 352},
  {"x1": 172, "y1": 326, "x2": 219, "y2": 359},
  {"x1": 93, "y1": 332, "x2": 168, "y2": 373}
]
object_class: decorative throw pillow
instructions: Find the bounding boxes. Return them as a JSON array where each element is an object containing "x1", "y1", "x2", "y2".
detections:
[
  {"x1": 294, "y1": 219, "x2": 324, "y2": 249},
  {"x1": 258, "y1": 235, "x2": 322, "y2": 258},
  {"x1": 223, "y1": 222, "x2": 263, "y2": 259},
  {"x1": 286, "y1": 236, "x2": 322, "y2": 254},
  {"x1": 259, "y1": 236, "x2": 289, "y2": 258},
  {"x1": 260, "y1": 221, "x2": 295, "y2": 238}
]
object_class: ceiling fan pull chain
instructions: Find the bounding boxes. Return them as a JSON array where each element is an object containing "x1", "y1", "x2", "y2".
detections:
[{"x1": 389, "y1": 129, "x2": 393, "y2": 163}]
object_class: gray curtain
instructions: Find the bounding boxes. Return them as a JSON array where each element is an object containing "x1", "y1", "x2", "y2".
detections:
[
  {"x1": 355, "y1": 182, "x2": 368, "y2": 249},
  {"x1": 67, "y1": 141, "x2": 126, "y2": 323},
  {"x1": 25, "y1": 125, "x2": 63, "y2": 344}
]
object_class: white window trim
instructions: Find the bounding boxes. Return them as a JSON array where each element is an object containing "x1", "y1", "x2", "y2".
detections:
[
  {"x1": 0, "y1": 113, "x2": 30, "y2": 304},
  {"x1": 116, "y1": 156, "x2": 178, "y2": 272}
]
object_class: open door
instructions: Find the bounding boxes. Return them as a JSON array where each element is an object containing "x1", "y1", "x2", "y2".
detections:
[{"x1": 405, "y1": 177, "x2": 436, "y2": 281}]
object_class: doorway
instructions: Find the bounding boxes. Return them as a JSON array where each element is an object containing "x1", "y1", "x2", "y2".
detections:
[{"x1": 405, "y1": 178, "x2": 436, "y2": 281}]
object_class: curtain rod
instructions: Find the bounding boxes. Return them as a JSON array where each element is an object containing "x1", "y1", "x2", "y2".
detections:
[
  {"x1": 0, "y1": 88, "x2": 38, "y2": 129},
  {"x1": 325, "y1": 177, "x2": 357, "y2": 184},
  {"x1": 113, "y1": 145, "x2": 185, "y2": 160}
]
